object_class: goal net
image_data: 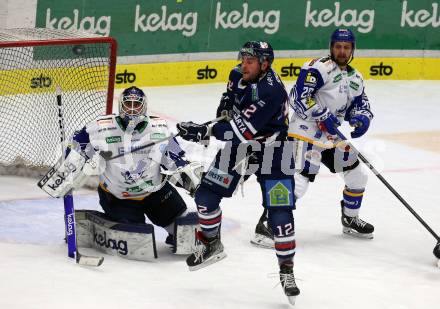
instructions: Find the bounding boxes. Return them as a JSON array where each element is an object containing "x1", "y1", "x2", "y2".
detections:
[{"x1": 0, "y1": 28, "x2": 116, "y2": 177}]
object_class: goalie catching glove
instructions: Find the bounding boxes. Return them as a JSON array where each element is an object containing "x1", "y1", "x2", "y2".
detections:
[{"x1": 38, "y1": 148, "x2": 106, "y2": 198}]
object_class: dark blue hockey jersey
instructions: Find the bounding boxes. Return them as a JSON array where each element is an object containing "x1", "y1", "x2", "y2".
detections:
[{"x1": 212, "y1": 65, "x2": 289, "y2": 144}]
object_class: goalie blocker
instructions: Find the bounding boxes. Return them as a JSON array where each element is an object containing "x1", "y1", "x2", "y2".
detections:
[
  {"x1": 38, "y1": 148, "x2": 104, "y2": 198},
  {"x1": 75, "y1": 210, "x2": 199, "y2": 260}
]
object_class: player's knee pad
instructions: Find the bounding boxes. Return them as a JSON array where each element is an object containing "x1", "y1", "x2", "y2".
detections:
[
  {"x1": 170, "y1": 211, "x2": 199, "y2": 255},
  {"x1": 194, "y1": 185, "x2": 222, "y2": 213},
  {"x1": 75, "y1": 210, "x2": 157, "y2": 261},
  {"x1": 343, "y1": 164, "x2": 368, "y2": 190},
  {"x1": 294, "y1": 173, "x2": 310, "y2": 199},
  {"x1": 267, "y1": 208, "x2": 294, "y2": 236}
]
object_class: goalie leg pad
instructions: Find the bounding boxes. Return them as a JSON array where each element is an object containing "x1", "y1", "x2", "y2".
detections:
[
  {"x1": 172, "y1": 212, "x2": 199, "y2": 255},
  {"x1": 75, "y1": 210, "x2": 157, "y2": 260}
]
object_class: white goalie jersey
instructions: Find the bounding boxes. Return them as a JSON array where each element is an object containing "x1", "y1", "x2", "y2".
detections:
[{"x1": 72, "y1": 114, "x2": 185, "y2": 199}]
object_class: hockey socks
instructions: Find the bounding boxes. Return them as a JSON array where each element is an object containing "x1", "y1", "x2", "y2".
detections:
[
  {"x1": 341, "y1": 189, "x2": 374, "y2": 238},
  {"x1": 198, "y1": 207, "x2": 222, "y2": 239},
  {"x1": 342, "y1": 187, "x2": 364, "y2": 217}
]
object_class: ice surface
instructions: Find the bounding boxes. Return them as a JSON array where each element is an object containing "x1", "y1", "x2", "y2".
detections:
[{"x1": 0, "y1": 81, "x2": 439, "y2": 309}]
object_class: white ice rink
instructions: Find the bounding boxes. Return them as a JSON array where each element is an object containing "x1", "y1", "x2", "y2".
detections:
[{"x1": 0, "y1": 80, "x2": 439, "y2": 309}]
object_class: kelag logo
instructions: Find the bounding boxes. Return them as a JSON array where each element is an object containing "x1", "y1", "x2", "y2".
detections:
[
  {"x1": 115, "y1": 70, "x2": 136, "y2": 84},
  {"x1": 370, "y1": 62, "x2": 393, "y2": 76},
  {"x1": 280, "y1": 63, "x2": 302, "y2": 77},
  {"x1": 30, "y1": 74, "x2": 52, "y2": 88},
  {"x1": 45, "y1": 8, "x2": 111, "y2": 36},
  {"x1": 197, "y1": 65, "x2": 217, "y2": 80}
]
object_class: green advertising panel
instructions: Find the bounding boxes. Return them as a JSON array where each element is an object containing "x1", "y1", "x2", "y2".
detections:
[{"x1": 36, "y1": 0, "x2": 440, "y2": 57}]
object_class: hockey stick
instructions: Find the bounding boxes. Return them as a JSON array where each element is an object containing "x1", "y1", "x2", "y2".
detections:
[
  {"x1": 100, "y1": 115, "x2": 226, "y2": 161},
  {"x1": 56, "y1": 85, "x2": 104, "y2": 267},
  {"x1": 333, "y1": 127, "x2": 440, "y2": 260}
]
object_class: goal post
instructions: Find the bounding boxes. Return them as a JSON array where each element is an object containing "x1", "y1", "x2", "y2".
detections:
[{"x1": 0, "y1": 28, "x2": 117, "y2": 175}]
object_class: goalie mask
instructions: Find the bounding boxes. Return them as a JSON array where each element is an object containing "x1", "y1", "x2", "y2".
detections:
[{"x1": 119, "y1": 86, "x2": 148, "y2": 125}]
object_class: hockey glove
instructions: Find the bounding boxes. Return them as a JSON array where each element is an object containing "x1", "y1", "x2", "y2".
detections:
[
  {"x1": 216, "y1": 93, "x2": 233, "y2": 121},
  {"x1": 312, "y1": 107, "x2": 340, "y2": 135},
  {"x1": 176, "y1": 121, "x2": 209, "y2": 143},
  {"x1": 162, "y1": 162, "x2": 203, "y2": 197},
  {"x1": 349, "y1": 114, "x2": 370, "y2": 138}
]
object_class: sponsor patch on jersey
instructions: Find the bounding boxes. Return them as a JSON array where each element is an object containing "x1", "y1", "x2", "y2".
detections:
[
  {"x1": 251, "y1": 84, "x2": 258, "y2": 101},
  {"x1": 126, "y1": 180, "x2": 154, "y2": 193},
  {"x1": 98, "y1": 127, "x2": 117, "y2": 133},
  {"x1": 265, "y1": 179, "x2": 293, "y2": 207},
  {"x1": 266, "y1": 72, "x2": 274, "y2": 86},
  {"x1": 306, "y1": 97, "x2": 316, "y2": 109},
  {"x1": 299, "y1": 125, "x2": 309, "y2": 131},
  {"x1": 151, "y1": 133, "x2": 166, "y2": 139},
  {"x1": 333, "y1": 73, "x2": 342, "y2": 83},
  {"x1": 304, "y1": 72, "x2": 317, "y2": 86},
  {"x1": 205, "y1": 167, "x2": 233, "y2": 188},
  {"x1": 349, "y1": 81, "x2": 359, "y2": 91},
  {"x1": 97, "y1": 119, "x2": 113, "y2": 126},
  {"x1": 106, "y1": 136, "x2": 122, "y2": 144}
]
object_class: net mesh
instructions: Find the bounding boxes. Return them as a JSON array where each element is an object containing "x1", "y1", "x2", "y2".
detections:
[{"x1": 0, "y1": 28, "x2": 115, "y2": 175}]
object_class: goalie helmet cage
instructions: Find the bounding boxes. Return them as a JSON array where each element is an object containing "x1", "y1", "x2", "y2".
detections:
[{"x1": 0, "y1": 28, "x2": 116, "y2": 176}]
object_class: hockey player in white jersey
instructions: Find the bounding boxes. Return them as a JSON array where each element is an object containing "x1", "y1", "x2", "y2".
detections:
[
  {"x1": 68, "y1": 86, "x2": 201, "y2": 259},
  {"x1": 252, "y1": 28, "x2": 374, "y2": 247}
]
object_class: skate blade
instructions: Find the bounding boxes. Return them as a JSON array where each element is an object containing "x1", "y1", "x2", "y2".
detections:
[
  {"x1": 343, "y1": 227, "x2": 373, "y2": 239},
  {"x1": 250, "y1": 234, "x2": 274, "y2": 249},
  {"x1": 188, "y1": 252, "x2": 227, "y2": 271},
  {"x1": 286, "y1": 295, "x2": 297, "y2": 306}
]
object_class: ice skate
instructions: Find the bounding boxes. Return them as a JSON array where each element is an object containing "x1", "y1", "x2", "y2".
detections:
[
  {"x1": 341, "y1": 202, "x2": 374, "y2": 239},
  {"x1": 279, "y1": 263, "x2": 300, "y2": 306},
  {"x1": 250, "y1": 218, "x2": 274, "y2": 249},
  {"x1": 186, "y1": 232, "x2": 226, "y2": 271}
]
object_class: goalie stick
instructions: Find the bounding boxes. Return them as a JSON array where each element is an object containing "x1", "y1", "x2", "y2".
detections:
[
  {"x1": 100, "y1": 115, "x2": 226, "y2": 161},
  {"x1": 333, "y1": 127, "x2": 440, "y2": 262},
  {"x1": 55, "y1": 85, "x2": 104, "y2": 267}
]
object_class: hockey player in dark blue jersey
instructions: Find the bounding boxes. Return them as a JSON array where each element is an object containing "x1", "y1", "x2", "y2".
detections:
[
  {"x1": 177, "y1": 41, "x2": 299, "y2": 304},
  {"x1": 253, "y1": 29, "x2": 374, "y2": 249}
]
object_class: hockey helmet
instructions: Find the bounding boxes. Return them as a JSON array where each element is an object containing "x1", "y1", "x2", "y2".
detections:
[
  {"x1": 330, "y1": 28, "x2": 356, "y2": 49},
  {"x1": 238, "y1": 41, "x2": 274, "y2": 66},
  {"x1": 119, "y1": 86, "x2": 148, "y2": 120}
]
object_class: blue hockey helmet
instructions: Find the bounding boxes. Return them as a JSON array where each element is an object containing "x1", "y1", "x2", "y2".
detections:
[
  {"x1": 238, "y1": 41, "x2": 274, "y2": 66},
  {"x1": 119, "y1": 86, "x2": 148, "y2": 120},
  {"x1": 330, "y1": 28, "x2": 356, "y2": 49}
]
